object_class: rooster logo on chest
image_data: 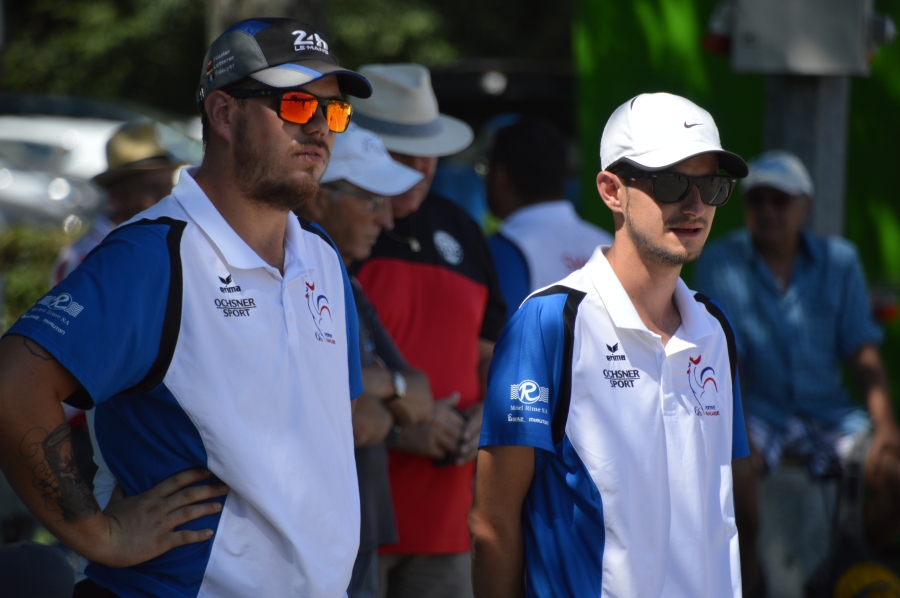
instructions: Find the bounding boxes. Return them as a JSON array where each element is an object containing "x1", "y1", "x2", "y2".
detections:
[
  {"x1": 305, "y1": 281, "x2": 332, "y2": 342},
  {"x1": 687, "y1": 355, "x2": 721, "y2": 416}
]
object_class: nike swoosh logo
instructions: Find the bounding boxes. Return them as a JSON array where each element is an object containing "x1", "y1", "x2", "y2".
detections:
[{"x1": 684, "y1": 122, "x2": 701, "y2": 128}]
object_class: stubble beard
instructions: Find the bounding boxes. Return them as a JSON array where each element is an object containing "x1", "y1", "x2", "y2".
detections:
[
  {"x1": 623, "y1": 189, "x2": 703, "y2": 267},
  {"x1": 233, "y1": 117, "x2": 326, "y2": 212}
]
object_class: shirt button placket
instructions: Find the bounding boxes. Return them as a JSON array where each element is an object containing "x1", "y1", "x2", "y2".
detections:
[
  {"x1": 661, "y1": 353, "x2": 677, "y2": 415},
  {"x1": 284, "y1": 285, "x2": 298, "y2": 344}
]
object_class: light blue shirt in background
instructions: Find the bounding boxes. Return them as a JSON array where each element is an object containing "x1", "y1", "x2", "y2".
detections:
[{"x1": 694, "y1": 228, "x2": 882, "y2": 434}]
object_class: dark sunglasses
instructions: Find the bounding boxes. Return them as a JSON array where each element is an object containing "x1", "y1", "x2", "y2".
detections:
[
  {"x1": 616, "y1": 169, "x2": 737, "y2": 207},
  {"x1": 226, "y1": 89, "x2": 353, "y2": 133}
]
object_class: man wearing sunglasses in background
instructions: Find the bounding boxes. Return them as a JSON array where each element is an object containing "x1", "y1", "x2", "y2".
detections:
[
  {"x1": 470, "y1": 93, "x2": 750, "y2": 597},
  {"x1": 0, "y1": 18, "x2": 370, "y2": 597},
  {"x1": 694, "y1": 151, "x2": 900, "y2": 597},
  {"x1": 297, "y1": 123, "x2": 435, "y2": 598}
]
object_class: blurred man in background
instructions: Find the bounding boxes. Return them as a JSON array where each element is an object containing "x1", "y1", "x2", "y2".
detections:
[
  {"x1": 351, "y1": 64, "x2": 506, "y2": 598},
  {"x1": 694, "y1": 150, "x2": 900, "y2": 596},
  {"x1": 486, "y1": 118, "x2": 612, "y2": 321},
  {"x1": 297, "y1": 122, "x2": 434, "y2": 598},
  {"x1": 52, "y1": 121, "x2": 182, "y2": 285}
]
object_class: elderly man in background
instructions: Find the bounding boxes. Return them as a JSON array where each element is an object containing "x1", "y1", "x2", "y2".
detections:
[
  {"x1": 351, "y1": 64, "x2": 506, "y2": 598},
  {"x1": 694, "y1": 150, "x2": 900, "y2": 597},
  {"x1": 297, "y1": 122, "x2": 434, "y2": 598},
  {"x1": 486, "y1": 117, "x2": 612, "y2": 321}
]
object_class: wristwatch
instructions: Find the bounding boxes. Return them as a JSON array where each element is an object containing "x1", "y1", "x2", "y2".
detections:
[{"x1": 388, "y1": 370, "x2": 407, "y2": 402}]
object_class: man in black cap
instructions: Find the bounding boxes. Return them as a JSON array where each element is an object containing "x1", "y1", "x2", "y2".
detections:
[{"x1": 0, "y1": 18, "x2": 370, "y2": 598}]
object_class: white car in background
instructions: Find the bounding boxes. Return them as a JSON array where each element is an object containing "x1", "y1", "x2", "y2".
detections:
[{"x1": 0, "y1": 95, "x2": 201, "y2": 228}]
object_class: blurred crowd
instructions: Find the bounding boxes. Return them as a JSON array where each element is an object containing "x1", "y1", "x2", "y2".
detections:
[{"x1": 0, "y1": 15, "x2": 898, "y2": 598}]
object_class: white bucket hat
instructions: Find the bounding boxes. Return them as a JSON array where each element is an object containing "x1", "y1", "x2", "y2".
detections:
[
  {"x1": 320, "y1": 123, "x2": 424, "y2": 195},
  {"x1": 741, "y1": 150, "x2": 814, "y2": 196},
  {"x1": 601, "y1": 92, "x2": 748, "y2": 177},
  {"x1": 349, "y1": 64, "x2": 474, "y2": 157}
]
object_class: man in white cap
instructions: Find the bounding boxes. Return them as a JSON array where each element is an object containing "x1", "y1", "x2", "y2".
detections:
[
  {"x1": 695, "y1": 150, "x2": 900, "y2": 595},
  {"x1": 470, "y1": 92, "x2": 750, "y2": 597},
  {"x1": 351, "y1": 64, "x2": 506, "y2": 598},
  {"x1": 0, "y1": 17, "x2": 371, "y2": 598},
  {"x1": 297, "y1": 123, "x2": 435, "y2": 598}
]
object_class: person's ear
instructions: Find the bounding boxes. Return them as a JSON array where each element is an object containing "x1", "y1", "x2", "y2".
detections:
[
  {"x1": 204, "y1": 91, "x2": 237, "y2": 145},
  {"x1": 597, "y1": 171, "x2": 625, "y2": 216}
]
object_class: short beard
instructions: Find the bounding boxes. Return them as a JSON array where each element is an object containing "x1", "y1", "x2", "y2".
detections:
[
  {"x1": 233, "y1": 117, "x2": 326, "y2": 212},
  {"x1": 623, "y1": 188, "x2": 703, "y2": 267}
]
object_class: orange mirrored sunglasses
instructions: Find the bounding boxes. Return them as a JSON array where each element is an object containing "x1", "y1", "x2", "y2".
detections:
[{"x1": 226, "y1": 89, "x2": 353, "y2": 133}]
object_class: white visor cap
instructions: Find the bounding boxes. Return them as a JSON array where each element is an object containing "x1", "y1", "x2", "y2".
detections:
[
  {"x1": 600, "y1": 93, "x2": 748, "y2": 178},
  {"x1": 320, "y1": 123, "x2": 424, "y2": 195},
  {"x1": 741, "y1": 150, "x2": 814, "y2": 197}
]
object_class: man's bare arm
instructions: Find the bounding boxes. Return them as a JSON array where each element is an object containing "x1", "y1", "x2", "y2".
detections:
[
  {"x1": 0, "y1": 335, "x2": 228, "y2": 566},
  {"x1": 0, "y1": 336, "x2": 98, "y2": 525},
  {"x1": 469, "y1": 445, "x2": 534, "y2": 598},
  {"x1": 477, "y1": 339, "x2": 494, "y2": 400},
  {"x1": 850, "y1": 344, "x2": 898, "y2": 433},
  {"x1": 352, "y1": 392, "x2": 394, "y2": 447}
]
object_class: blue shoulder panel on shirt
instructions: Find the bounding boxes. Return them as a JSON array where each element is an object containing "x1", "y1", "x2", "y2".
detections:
[
  {"x1": 488, "y1": 232, "x2": 531, "y2": 322},
  {"x1": 481, "y1": 285, "x2": 586, "y2": 466},
  {"x1": 6, "y1": 218, "x2": 184, "y2": 406},
  {"x1": 299, "y1": 218, "x2": 364, "y2": 399},
  {"x1": 694, "y1": 293, "x2": 750, "y2": 460}
]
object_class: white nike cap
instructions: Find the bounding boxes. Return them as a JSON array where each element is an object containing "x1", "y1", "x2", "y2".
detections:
[
  {"x1": 321, "y1": 123, "x2": 424, "y2": 195},
  {"x1": 600, "y1": 92, "x2": 748, "y2": 177},
  {"x1": 742, "y1": 150, "x2": 814, "y2": 196}
]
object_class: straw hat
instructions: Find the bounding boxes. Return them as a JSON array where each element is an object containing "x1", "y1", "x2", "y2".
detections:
[{"x1": 93, "y1": 122, "x2": 181, "y2": 186}]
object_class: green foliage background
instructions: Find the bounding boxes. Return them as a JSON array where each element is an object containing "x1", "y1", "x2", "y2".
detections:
[
  {"x1": 1, "y1": 0, "x2": 571, "y2": 116},
  {"x1": 0, "y1": 228, "x2": 68, "y2": 332},
  {"x1": 574, "y1": 0, "x2": 900, "y2": 401}
]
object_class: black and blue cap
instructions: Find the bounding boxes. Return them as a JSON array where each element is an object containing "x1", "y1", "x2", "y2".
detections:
[{"x1": 197, "y1": 18, "x2": 372, "y2": 108}]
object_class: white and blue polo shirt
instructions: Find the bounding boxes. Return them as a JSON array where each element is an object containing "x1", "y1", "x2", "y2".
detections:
[
  {"x1": 8, "y1": 168, "x2": 364, "y2": 598},
  {"x1": 480, "y1": 247, "x2": 750, "y2": 598}
]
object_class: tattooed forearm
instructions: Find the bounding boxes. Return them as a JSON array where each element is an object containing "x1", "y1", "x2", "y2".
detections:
[
  {"x1": 19, "y1": 424, "x2": 99, "y2": 522},
  {"x1": 22, "y1": 338, "x2": 54, "y2": 361}
]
